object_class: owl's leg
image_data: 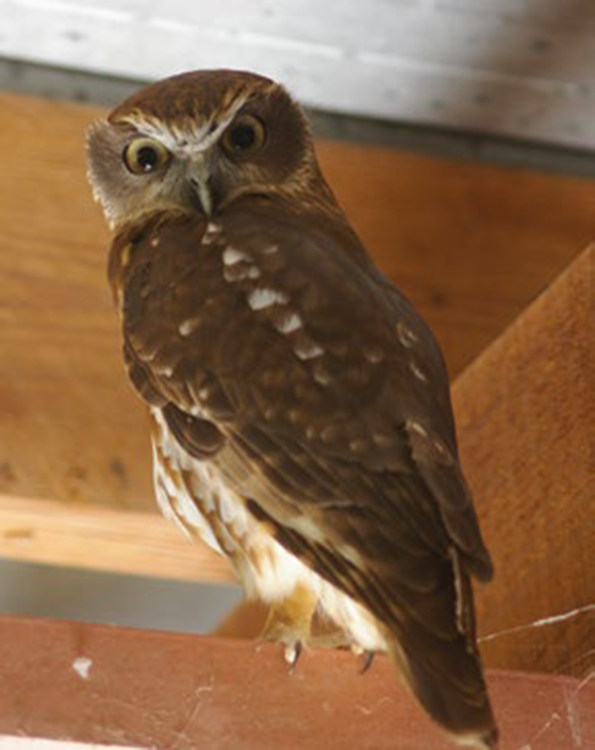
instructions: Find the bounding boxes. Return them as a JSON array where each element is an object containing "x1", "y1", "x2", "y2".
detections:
[{"x1": 260, "y1": 582, "x2": 317, "y2": 666}]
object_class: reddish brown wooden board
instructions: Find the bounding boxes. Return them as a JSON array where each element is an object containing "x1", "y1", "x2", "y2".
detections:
[
  {"x1": 0, "y1": 616, "x2": 593, "y2": 750},
  {"x1": 453, "y1": 246, "x2": 594, "y2": 679}
]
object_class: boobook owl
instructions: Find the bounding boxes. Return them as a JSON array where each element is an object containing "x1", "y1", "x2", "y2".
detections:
[{"x1": 86, "y1": 69, "x2": 497, "y2": 749}]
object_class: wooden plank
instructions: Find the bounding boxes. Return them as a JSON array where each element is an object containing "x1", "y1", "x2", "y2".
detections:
[
  {"x1": 0, "y1": 616, "x2": 593, "y2": 750},
  {"x1": 453, "y1": 246, "x2": 594, "y2": 679},
  {"x1": 0, "y1": 495, "x2": 232, "y2": 584}
]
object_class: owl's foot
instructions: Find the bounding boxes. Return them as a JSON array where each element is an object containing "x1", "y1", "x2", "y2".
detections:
[
  {"x1": 259, "y1": 583, "x2": 317, "y2": 669},
  {"x1": 260, "y1": 618, "x2": 306, "y2": 668}
]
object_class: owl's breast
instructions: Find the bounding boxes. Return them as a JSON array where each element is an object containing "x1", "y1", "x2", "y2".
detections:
[{"x1": 149, "y1": 406, "x2": 315, "y2": 602}]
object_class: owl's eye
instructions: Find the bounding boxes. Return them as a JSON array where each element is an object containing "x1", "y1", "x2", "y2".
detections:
[
  {"x1": 123, "y1": 138, "x2": 170, "y2": 174},
  {"x1": 222, "y1": 115, "x2": 266, "y2": 155}
]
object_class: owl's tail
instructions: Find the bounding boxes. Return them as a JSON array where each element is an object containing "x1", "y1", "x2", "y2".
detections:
[
  {"x1": 386, "y1": 625, "x2": 497, "y2": 749},
  {"x1": 380, "y1": 551, "x2": 498, "y2": 750}
]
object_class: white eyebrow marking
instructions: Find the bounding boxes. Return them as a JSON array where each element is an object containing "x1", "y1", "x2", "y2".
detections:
[
  {"x1": 247, "y1": 288, "x2": 289, "y2": 311},
  {"x1": 312, "y1": 362, "x2": 331, "y2": 385},
  {"x1": 122, "y1": 94, "x2": 249, "y2": 155}
]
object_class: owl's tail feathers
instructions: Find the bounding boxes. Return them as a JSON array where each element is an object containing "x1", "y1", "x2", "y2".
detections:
[{"x1": 386, "y1": 626, "x2": 498, "y2": 750}]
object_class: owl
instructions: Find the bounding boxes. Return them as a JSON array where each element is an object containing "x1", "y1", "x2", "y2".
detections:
[{"x1": 87, "y1": 70, "x2": 497, "y2": 749}]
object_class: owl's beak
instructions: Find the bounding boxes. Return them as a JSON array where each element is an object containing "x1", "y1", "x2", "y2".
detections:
[{"x1": 188, "y1": 154, "x2": 213, "y2": 216}]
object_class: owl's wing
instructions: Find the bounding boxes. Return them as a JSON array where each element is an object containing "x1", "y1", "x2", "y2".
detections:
[
  {"x1": 118, "y1": 200, "x2": 494, "y2": 579},
  {"x1": 115, "y1": 200, "x2": 491, "y2": 574}
]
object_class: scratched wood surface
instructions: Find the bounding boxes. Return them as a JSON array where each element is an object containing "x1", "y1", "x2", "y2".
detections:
[{"x1": 1, "y1": 616, "x2": 593, "y2": 750}]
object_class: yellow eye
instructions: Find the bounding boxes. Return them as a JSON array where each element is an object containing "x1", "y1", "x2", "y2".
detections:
[
  {"x1": 123, "y1": 138, "x2": 170, "y2": 174},
  {"x1": 221, "y1": 114, "x2": 266, "y2": 156}
]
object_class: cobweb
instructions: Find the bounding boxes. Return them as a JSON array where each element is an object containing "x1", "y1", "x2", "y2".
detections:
[
  {"x1": 477, "y1": 602, "x2": 595, "y2": 749},
  {"x1": 469, "y1": 517, "x2": 595, "y2": 750}
]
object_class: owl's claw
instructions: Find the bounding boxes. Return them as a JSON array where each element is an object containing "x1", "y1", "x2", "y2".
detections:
[
  {"x1": 284, "y1": 639, "x2": 303, "y2": 669},
  {"x1": 360, "y1": 650, "x2": 375, "y2": 674}
]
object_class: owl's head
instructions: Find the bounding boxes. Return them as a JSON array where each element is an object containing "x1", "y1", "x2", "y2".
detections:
[{"x1": 86, "y1": 69, "x2": 330, "y2": 229}]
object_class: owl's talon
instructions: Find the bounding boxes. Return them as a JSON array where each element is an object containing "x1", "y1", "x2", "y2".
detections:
[
  {"x1": 360, "y1": 650, "x2": 375, "y2": 674},
  {"x1": 285, "y1": 639, "x2": 303, "y2": 669}
]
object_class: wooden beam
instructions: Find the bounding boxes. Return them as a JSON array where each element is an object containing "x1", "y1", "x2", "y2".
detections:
[
  {"x1": 0, "y1": 616, "x2": 593, "y2": 750},
  {"x1": 0, "y1": 495, "x2": 232, "y2": 584},
  {"x1": 453, "y1": 246, "x2": 594, "y2": 678}
]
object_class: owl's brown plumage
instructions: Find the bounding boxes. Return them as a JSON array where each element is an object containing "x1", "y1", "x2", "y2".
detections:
[{"x1": 87, "y1": 69, "x2": 497, "y2": 748}]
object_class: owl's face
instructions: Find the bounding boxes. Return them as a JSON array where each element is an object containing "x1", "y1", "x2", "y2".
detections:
[{"x1": 87, "y1": 70, "x2": 327, "y2": 229}]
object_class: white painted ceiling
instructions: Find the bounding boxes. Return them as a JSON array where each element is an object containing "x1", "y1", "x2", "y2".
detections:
[{"x1": 1, "y1": 0, "x2": 595, "y2": 149}]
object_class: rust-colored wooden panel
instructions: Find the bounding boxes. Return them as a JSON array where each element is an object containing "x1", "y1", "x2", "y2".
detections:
[
  {"x1": 453, "y1": 247, "x2": 594, "y2": 679},
  {"x1": 0, "y1": 616, "x2": 593, "y2": 750}
]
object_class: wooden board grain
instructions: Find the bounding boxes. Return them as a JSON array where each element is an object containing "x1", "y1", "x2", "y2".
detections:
[
  {"x1": 1, "y1": 616, "x2": 593, "y2": 750},
  {"x1": 0, "y1": 495, "x2": 232, "y2": 583},
  {"x1": 0, "y1": 95, "x2": 151, "y2": 512},
  {"x1": 453, "y1": 246, "x2": 594, "y2": 679}
]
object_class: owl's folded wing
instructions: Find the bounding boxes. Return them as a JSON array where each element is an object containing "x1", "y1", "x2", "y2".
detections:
[{"x1": 115, "y1": 200, "x2": 493, "y2": 638}]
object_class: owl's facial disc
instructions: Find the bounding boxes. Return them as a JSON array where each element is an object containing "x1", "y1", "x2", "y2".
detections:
[{"x1": 87, "y1": 70, "x2": 328, "y2": 229}]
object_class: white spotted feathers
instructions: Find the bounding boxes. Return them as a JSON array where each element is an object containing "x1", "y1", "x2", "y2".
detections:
[{"x1": 201, "y1": 220, "x2": 332, "y2": 375}]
